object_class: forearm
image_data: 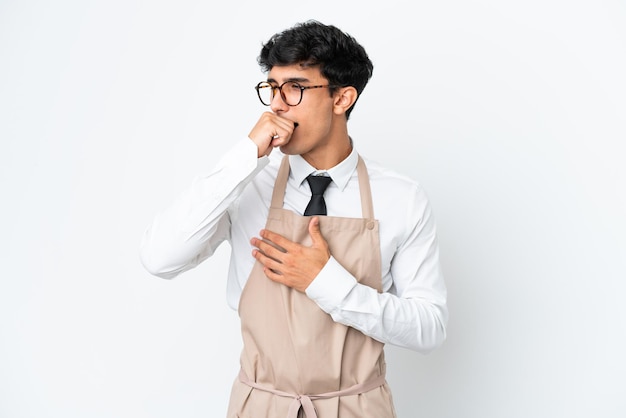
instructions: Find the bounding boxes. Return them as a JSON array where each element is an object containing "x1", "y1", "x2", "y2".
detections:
[
  {"x1": 306, "y1": 257, "x2": 448, "y2": 352},
  {"x1": 139, "y1": 139, "x2": 268, "y2": 278}
]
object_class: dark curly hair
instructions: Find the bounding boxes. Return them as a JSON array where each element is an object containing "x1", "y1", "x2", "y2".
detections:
[{"x1": 258, "y1": 20, "x2": 374, "y2": 119}]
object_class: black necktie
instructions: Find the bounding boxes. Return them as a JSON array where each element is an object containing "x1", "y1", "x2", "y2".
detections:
[{"x1": 304, "y1": 175, "x2": 332, "y2": 216}]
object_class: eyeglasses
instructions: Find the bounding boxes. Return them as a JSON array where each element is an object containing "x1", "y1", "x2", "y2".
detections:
[{"x1": 255, "y1": 81, "x2": 337, "y2": 106}]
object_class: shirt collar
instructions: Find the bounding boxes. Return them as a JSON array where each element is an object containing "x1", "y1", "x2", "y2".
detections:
[{"x1": 288, "y1": 146, "x2": 358, "y2": 192}]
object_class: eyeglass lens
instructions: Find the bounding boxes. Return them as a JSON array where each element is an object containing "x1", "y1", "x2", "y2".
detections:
[{"x1": 257, "y1": 82, "x2": 303, "y2": 106}]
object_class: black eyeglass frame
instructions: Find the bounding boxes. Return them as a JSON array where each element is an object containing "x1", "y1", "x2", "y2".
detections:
[{"x1": 255, "y1": 81, "x2": 339, "y2": 106}]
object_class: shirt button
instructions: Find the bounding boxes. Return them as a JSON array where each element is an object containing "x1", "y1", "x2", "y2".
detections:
[{"x1": 366, "y1": 221, "x2": 376, "y2": 230}]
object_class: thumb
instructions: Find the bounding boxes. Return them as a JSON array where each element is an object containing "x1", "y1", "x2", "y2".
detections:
[{"x1": 308, "y1": 216, "x2": 324, "y2": 246}]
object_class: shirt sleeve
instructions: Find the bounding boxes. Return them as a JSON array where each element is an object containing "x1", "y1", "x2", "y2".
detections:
[
  {"x1": 139, "y1": 139, "x2": 269, "y2": 279},
  {"x1": 305, "y1": 187, "x2": 448, "y2": 353}
]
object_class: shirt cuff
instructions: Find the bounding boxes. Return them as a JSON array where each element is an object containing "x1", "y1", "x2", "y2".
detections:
[{"x1": 305, "y1": 256, "x2": 357, "y2": 314}]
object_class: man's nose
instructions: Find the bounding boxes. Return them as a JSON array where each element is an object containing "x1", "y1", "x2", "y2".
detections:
[{"x1": 270, "y1": 91, "x2": 288, "y2": 113}]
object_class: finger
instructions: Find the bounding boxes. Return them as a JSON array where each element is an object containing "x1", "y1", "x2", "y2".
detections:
[
  {"x1": 249, "y1": 113, "x2": 296, "y2": 153},
  {"x1": 308, "y1": 217, "x2": 324, "y2": 246},
  {"x1": 262, "y1": 266, "x2": 284, "y2": 283},
  {"x1": 252, "y1": 238, "x2": 285, "y2": 261},
  {"x1": 270, "y1": 119, "x2": 298, "y2": 140},
  {"x1": 252, "y1": 249, "x2": 283, "y2": 272},
  {"x1": 274, "y1": 118, "x2": 298, "y2": 132},
  {"x1": 259, "y1": 229, "x2": 292, "y2": 251},
  {"x1": 270, "y1": 134, "x2": 288, "y2": 148}
]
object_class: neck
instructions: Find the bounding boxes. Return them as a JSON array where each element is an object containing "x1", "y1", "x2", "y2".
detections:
[{"x1": 302, "y1": 136, "x2": 352, "y2": 170}]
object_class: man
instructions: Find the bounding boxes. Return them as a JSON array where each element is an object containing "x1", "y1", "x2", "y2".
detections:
[{"x1": 140, "y1": 20, "x2": 447, "y2": 418}]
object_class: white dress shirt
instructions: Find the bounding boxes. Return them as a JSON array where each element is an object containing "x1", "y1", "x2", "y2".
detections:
[{"x1": 140, "y1": 139, "x2": 448, "y2": 352}]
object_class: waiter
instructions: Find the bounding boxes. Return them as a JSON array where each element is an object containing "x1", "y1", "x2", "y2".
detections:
[{"x1": 140, "y1": 20, "x2": 448, "y2": 418}]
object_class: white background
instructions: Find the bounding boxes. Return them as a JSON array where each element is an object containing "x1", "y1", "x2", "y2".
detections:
[{"x1": 1, "y1": 1, "x2": 625, "y2": 417}]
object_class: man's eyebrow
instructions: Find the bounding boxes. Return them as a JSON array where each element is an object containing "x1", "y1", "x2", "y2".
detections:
[{"x1": 267, "y1": 77, "x2": 310, "y2": 84}]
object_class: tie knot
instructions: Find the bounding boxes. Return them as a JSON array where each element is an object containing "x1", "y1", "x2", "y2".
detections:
[{"x1": 306, "y1": 175, "x2": 332, "y2": 196}]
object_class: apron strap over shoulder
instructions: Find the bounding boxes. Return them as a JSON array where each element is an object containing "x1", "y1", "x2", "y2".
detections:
[
  {"x1": 270, "y1": 155, "x2": 291, "y2": 209},
  {"x1": 355, "y1": 155, "x2": 374, "y2": 219},
  {"x1": 270, "y1": 155, "x2": 375, "y2": 219}
]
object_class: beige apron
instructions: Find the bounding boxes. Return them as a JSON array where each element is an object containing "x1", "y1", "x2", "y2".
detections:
[{"x1": 227, "y1": 155, "x2": 396, "y2": 418}]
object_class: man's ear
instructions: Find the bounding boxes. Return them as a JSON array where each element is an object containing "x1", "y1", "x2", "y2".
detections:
[{"x1": 333, "y1": 86, "x2": 358, "y2": 116}]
